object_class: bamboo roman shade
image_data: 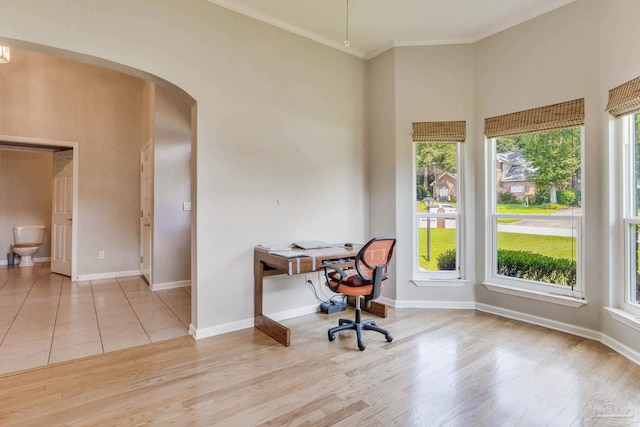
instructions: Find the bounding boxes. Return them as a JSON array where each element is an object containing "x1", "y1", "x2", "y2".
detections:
[
  {"x1": 484, "y1": 98, "x2": 585, "y2": 138},
  {"x1": 606, "y1": 75, "x2": 640, "y2": 117},
  {"x1": 412, "y1": 121, "x2": 466, "y2": 142}
]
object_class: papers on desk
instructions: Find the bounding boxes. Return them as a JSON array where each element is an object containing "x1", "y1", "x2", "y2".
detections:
[
  {"x1": 272, "y1": 250, "x2": 308, "y2": 258},
  {"x1": 257, "y1": 244, "x2": 292, "y2": 253},
  {"x1": 292, "y1": 240, "x2": 331, "y2": 250},
  {"x1": 256, "y1": 244, "x2": 308, "y2": 258}
]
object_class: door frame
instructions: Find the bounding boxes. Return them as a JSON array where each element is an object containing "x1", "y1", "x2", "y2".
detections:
[
  {"x1": 0, "y1": 134, "x2": 79, "y2": 280},
  {"x1": 140, "y1": 143, "x2": 153, "y2": 285}
]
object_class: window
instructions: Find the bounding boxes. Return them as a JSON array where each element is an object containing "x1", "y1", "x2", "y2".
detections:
[
  {"x1": 510, "y1": 184, "x2": 525, "y2": 194},
  {"x1": 623, "y1": 113, "x2": 640, "y2": 312},
  {"x1": 485, "y1": 99, "x2": 584, "y2": 298},
  {"x1": 412, "y1": 121, "x2": 465, "y2": 281},
  {"x1": 607, "y1": 75, "x2": 640, "y2": 315}
]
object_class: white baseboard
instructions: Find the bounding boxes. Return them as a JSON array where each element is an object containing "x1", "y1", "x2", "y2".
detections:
[
  {"x1": 600, "y1": 334, "x2": 640, "y2": 366},
  {"x1": 76, "y1": 269, "x2": 141, "y2": 281},
  {"x1": 192, "y1": 317, "x2": 255, "y2": 340},
  {"x1": 192, "y1": 303, "x2": 320, "y2": 340},
  {"x1": 267, "y1": 304, "x2": 319, "y2": 322},
  {"x1": 475, "y1": 302, "x2": 640, "y2": 366},
  {"x1": 151, "y1": 280, "x2": 191, "y2": 291},
  {"x1": 474, "y1": 302, "x2": 601, "y2": 341}
]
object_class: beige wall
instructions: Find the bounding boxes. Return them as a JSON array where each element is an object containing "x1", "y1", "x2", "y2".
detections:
[
  {"x1": 153, "y1": 84, "x2": 192, "y2": 286},
  {"x1": 5, "y1": 0, "x2": 640, "y2": 358},
  {"x1": 367, "y1": 0, "x2": 640, "y2": 356},
  {"x1": 0, "y1": 0, "x2": 368, "y2": 332},
  {"x1": 368, "y1": 49, "x2": 397, "y2": 298},
  {"x1": 0, "y1": 49, "x2": 146, "y2": 276},
  {"x1": 367, "y1": 44, "x2": 476, "y2": 305},
  {"x1": 474, "y1": 0, "x2": 602, "y2": 329},
  {"x1": 0, "y1": 150, "x2": 53, "y2": 261},
  {"x1": 598, "y1": 0, "x2": 640, "y2": 352}
]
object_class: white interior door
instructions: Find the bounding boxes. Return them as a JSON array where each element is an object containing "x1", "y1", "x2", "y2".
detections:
[
  {"x1": 141, "y1": 145, "x2": 152, "y2": 284},
  {"x1": 52, "y1": 150, "x2": 73, "y2": 276}
]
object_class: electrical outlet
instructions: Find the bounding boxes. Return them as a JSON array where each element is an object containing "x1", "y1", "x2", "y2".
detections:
[
  {"x1": 306, "y1": 274, "x2": 312, "y2": 282},
  {"x1": 183, "y1": 202, "x2": 192, "y2": 211},
  {"x1": 98, "y1": 251, "x2": 105, "y2": 259}
]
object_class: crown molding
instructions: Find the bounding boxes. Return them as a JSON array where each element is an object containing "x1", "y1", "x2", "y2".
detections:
[
  {"x1": 206, "y1": 0, "x2": 368, "y2": 60},
  {"x1": 206, "y1": 0, "x2": 576, "y2": 61}
]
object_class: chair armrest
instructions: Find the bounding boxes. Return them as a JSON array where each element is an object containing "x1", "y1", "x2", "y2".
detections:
[{"x1": 323, "y1": 265, "x2": 347, "y2": 293}]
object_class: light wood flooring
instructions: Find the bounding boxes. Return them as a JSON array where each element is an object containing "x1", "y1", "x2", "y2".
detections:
[
  {"x1": 2, "y1": 306, "x2": 640, "y2": 425},
  {"x1": 0, "y1": 263, "x2": 190, "y2": 375}
]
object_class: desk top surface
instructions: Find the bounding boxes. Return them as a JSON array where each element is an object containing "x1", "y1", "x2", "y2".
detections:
[{"x1": 255, "y1": 244, "x2": 359, "y2": 259}]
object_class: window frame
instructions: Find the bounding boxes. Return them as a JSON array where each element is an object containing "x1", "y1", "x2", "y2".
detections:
[
  {"x1": 621, "y1": 113, "x2": 640, "y2": 316},
  {"x1": 412, "y1": 141, "x2": 464, "y2": 282},
  {"x1": 485, "y1": 128, "x2": 585, "y2": 299}
]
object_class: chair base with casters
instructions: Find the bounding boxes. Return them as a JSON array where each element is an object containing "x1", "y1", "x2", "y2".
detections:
[
  {"x1": 327, "y1": 294, "x2": 392, "y2": 351},
  {"x1": 324, "y1": 237, "x2": 396, "y2": 351}
]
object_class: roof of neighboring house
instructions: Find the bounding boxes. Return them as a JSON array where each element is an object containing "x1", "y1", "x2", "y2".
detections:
[
  {"x1": 496, "y1": 151, "x2": 527, "y2": 165},
  {"x1": 497, "y1": 151, "x2": 537, "y2": 182},
  {"x1": 430, "y1": 172, "x2": 457, "y2": 186},
  {"x1": 502, "y1": 165, "x2": 531, "y2": 182}
]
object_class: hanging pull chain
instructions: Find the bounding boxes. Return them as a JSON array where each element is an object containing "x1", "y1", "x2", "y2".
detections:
[{"x1": 344, "y1": 0, "x2": 350, "y2": 47}]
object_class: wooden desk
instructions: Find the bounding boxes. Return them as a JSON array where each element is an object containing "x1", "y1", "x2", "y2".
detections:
[{"x1": 254, "y1": 245, "x2": 387, "y2": 346}]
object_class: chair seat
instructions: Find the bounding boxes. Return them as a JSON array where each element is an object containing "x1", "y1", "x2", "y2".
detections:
[{"x1": 325, "y1": 271, "x2": 384, "y2": 297}]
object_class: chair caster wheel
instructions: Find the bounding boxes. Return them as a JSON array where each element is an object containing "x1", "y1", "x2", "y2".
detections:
[
  {"x1": 385, "y1": 334, "x2": 393, "y2": 342},
  {"x1": 358, "y1": 341, "x2": 366, "y2": 351},
  {"x1": 328, "y1": 332, "x2": 336, "y2": 342}
]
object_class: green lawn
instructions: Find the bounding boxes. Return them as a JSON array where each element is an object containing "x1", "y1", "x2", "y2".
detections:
[
  {"x1": 496, "y1": 204, "x2": 563, "y2": 223},
  {"x1": 497, "y1": 232, "x2": 576, "y2": 260},
  {"x1": 418, "y1": 228, "x2": 576, "y2": 270},
  {"x1": 496, "y1": 204, "x2": 562, "y2": 214},
  {"x1": 418, "y1": 228, "x2": 456, "y2": 270}
]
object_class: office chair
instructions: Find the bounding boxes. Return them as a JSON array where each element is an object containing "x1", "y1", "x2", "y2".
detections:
[{"x1": 324, "y1": 237, "x2": 396, "y2": 351}]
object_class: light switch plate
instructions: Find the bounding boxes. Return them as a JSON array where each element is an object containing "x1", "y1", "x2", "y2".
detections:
[{"x1": 183, "y1": 202, "x2": 192, "y2": 211}]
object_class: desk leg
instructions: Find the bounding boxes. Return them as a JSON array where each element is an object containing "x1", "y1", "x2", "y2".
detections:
[{"x1": 254, "y1": 256, "x2": 291, "y2": 346}]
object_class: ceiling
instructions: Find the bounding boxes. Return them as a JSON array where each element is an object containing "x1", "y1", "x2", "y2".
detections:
[{"x1": 207, "y1": 0, "x2": 576, "y2": 59}]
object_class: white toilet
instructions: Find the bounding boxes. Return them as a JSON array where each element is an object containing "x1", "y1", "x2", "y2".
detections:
[{"x1": 13, "y1": 225, "x2": 45, "y2": 267}]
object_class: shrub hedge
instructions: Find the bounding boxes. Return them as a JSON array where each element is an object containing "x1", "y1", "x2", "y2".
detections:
[
  {"x1": 436, "y1": 249, "x2": 456, "y2": 270},
  {"x1": 416, "y1": 184, "x2": 428, "y2": 201},
  {"x1": 436, "y1": 248, "x2": 576, "y2": 286}
]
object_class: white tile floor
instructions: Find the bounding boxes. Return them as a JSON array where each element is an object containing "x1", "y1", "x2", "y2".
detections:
[{"x1": 0, "y1": 263, "x2": 191, "y2": 375}]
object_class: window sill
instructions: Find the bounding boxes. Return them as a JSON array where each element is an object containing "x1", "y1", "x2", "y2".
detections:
[
  {"x1": 412, "y1": 279, "x2": 468, "y2": 287},
  {"x1": 483, "y1": 282, "x2": 587, "y2": 307},
  {"x1": 604, "y1": 307, "x2": 640, "y2": 332}
]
